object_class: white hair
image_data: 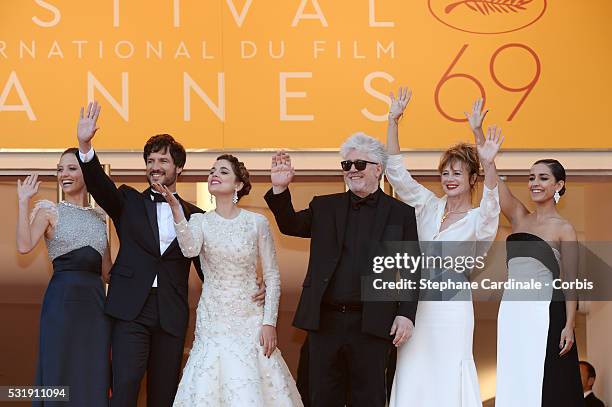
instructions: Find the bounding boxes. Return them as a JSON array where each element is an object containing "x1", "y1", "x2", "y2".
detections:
[{"x1": 339, "y1": 132, "x2": 388, "y2": 171}]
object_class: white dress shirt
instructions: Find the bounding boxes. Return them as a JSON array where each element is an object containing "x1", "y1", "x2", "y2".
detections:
[
  {"x1": 385, "y1": 153, "x2": 500, "y2": 242},
  {"x1": 79, "y1": 148, "x2": 182, "y2": 287}
]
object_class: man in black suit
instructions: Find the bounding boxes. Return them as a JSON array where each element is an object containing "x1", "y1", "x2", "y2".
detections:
[
  {"x1": 265, "y1": 133, "x2": 420, "y2": 407},
  {"x1": 75, "y1": 101, "x2": 264, "y2": 406},
  {"x1": 581, "y1": 361, "x2": 606, "y2": 407}
]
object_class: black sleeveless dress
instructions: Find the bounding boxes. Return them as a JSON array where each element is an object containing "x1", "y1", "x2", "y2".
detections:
[
  {"x1": 496, "y1": 232, "x2": 583, "y2": 407},
  {"x1": 33, "y1": 201, "x2": 111, "y2": 406}
]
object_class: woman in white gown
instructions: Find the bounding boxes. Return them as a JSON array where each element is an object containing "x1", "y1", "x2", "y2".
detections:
[
  {"x1": 153, "y1": 154, "x2": 303, "y2": 407},
  {"x1": 488, "y1": 160, "x2": 583, "y2": 406},
  {"x1": 385, "y1": 90, "x2": 503, "y2": 407},
  {"x1": 464, "y1": 100, "x2": 583, "y2": 406}
]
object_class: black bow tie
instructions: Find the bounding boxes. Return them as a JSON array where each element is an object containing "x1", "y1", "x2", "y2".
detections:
[
  {"x1": 351, "y1": 193, "x2": 377, "y2": 210},
  {"x1": 150, "y1": 192, "x2": 178, "y2": 203}
]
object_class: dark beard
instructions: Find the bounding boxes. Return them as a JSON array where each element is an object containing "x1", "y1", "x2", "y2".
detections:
[{"x1": 147, "y1": 171, "x2": 177, "y2": 187}]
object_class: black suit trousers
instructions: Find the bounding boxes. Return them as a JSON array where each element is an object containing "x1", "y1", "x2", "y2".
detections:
[
  {"x1": 308, "y1": 309, "x2": 392, "y2": 407},
  {"x1": 110, "y1": 290, "x2": 185, "y2": 407}
]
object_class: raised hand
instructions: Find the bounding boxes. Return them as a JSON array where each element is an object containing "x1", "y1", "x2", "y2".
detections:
[
  {"x1": 270, "y1": 151, "x2": 295, "y2": 194},
  {"x1": 388, "y1": 87, "x2": 412, "y2": 123},
  {"x1": 17, "y1": 173, "x2": 41, "y2": 203},
  {"x1": 151, "y1": 183, "x2": 181, "y2": 209},
  {"x1": 477, "y1": 125, "x2": 504, "y2": 167},
  {"x1": 464, "y1": 98, "x2": 488, "y2": 132},
  {"x1": 77, "y1": 101, "x2": 101, "y2": 146}
]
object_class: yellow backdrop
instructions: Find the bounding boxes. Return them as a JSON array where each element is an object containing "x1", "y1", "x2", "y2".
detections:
[{"x1": 0, "y1": 0, "x2": 610, "y2": 149}]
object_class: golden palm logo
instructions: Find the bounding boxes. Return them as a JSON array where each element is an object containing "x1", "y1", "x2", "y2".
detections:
[
  {"x1": 445, "y1": 0, "x2": 532, "y2": 15},
  {"x1": 429, "y1": 0, "x2": 546, "y2": 34}
]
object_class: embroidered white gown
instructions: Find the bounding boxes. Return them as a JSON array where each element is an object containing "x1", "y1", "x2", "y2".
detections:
[
  {"x1": 171, "y1": 209, "x2": 303, "y2": 407},
  {"x1": 385, "y1": 154, "x2": 500, "y2": 407}
]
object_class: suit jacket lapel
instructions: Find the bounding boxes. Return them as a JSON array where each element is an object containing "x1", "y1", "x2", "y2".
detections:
[
  {"x1": 142, "y1": 188, "x2": 161, "y2": 255},
  {"x1": 371, "y1": 192, "x2": 392, "y2": 242},
  {"x1": 355, "y1": 192, "x2": 392, "y2": 277},
  {"x1": 180, "y1": 198, "x2": 193, "y2": 220},
  {"x1": 163, "y1": 197, "x2": 193, "y2": 257},
  {"x1": 335, "y1": 192, "x2": 350, "y2": 250}
]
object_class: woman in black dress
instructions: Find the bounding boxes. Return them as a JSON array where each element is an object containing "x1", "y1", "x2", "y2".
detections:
[
  {"x1": 466, "y1": 100, "x2": 584, "y2": 406},
  {"x1": 17, "y1": 147, "x2": 112, "y2": 406}
]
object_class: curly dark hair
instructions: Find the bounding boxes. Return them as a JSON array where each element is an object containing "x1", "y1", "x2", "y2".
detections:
[
  {"x1": 216, "y1": 154, "x2": 251, "y2": 201},
  {"x1": 533, "y1": 159, "x2": 566, "y2": 196},
  {"x1": 143, "y1": 134, "x2": 186, "y2": 169}
]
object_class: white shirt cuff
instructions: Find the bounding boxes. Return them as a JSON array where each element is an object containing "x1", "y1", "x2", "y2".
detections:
[
  {"x1": 387, "y1": 153, "x2": 403, "y2": 164},
  {"x1": 79, "y1": 148, "x2": 95, "y2": 163},
  {"x1": 482, "y1": 183, "x2": 499, "y2": 195}
]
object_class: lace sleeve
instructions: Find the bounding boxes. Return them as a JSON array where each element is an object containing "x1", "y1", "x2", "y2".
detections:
[
  {"x1": 385, "y1": 154, "x2": 440, "y2": 218},
  {"x1": 174, "y1": 213, "x2": 205, "y2": 258},
  {"x1": 30, "y1": 200, "x2": 58, "y2": 228},
  {"x1": 257, "y1": 214, "x2": 281, "y2": 327}
]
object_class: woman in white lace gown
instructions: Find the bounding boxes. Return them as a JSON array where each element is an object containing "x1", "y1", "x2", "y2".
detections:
[
  {"x1": 385, "y1": 91, "x2": 503, "y2": 407},
  {"x1": 153, "y1": 154, "x2": 302, "y2": 407}
]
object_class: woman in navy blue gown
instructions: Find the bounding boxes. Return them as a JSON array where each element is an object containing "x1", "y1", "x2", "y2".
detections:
[{"x1": 17, "y1": 147, "x2": 112, "y2": 406}]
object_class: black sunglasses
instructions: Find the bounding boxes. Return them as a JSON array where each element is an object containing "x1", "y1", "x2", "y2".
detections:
[{"x1": 340, "y1": 159, "x2": 378, "y2": 171}]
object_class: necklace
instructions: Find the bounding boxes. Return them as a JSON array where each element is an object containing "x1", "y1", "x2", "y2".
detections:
[
  {"x1": 440, "y1": 208, "x2": 471, "y2": 225},
  {"x1": 60, "y1": 201, "x2": 94, "y2": 210}
]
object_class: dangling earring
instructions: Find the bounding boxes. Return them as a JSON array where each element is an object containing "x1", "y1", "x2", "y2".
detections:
[
  {"x1": 553, "y1": 190, "x2": 560, "y2": 204},
  {"x1": 209, "y1": 194, "x2": 214, "y2": 204},
  {"x1": 232, "y1": 188, "x2": 239, "y2": 204}
]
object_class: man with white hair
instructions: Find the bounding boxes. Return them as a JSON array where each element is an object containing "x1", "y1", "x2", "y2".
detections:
[{"x1": 264, "y1": 133, "x2": 420, "y2": 407}]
